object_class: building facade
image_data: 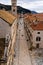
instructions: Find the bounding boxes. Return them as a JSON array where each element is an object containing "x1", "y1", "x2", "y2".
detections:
[
  {"x1": 24, "y1": 14, "x2": 43, "y2": 49},
  {"x1": 0, "y1": 10, "x2": 17, "y2": 65},
  {"x1": 30, "y1": 22, "x2": 43, "y2": 48}
]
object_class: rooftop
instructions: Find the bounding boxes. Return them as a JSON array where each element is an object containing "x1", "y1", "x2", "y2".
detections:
[
  {"x1": 33, "y1": 13, "x2": 43, "y2": 21},
  {"x1": 24, "y1": 13, "x2": 43, "y2": 22},
  {"x1": 24, "y1": 13, "x2": 43, "y2": 30},
  {"x1": 24, "y1": 14, "x2": 36, "y2": 22},
  {"x1": 0, "y1": 10, "x2": 16, "y2": 25},
  {"x1": 30, "y1": 21, "x2": 43, "y2": 30}
]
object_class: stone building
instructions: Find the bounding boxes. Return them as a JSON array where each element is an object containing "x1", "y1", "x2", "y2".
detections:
[
  {"x1": 30, "y1": 21, "x2": 43, "y2": 48},
  {"x1": 24, "y1": 13, "x2": 43, "y2": 49},
  {"x1": 0, "y1": 10, "x2": 17, "y2": 65}
]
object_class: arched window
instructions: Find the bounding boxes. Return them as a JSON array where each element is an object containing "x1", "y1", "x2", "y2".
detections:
[{"x1": 36, "y1": 37, "x2": 41, "y2": 41}]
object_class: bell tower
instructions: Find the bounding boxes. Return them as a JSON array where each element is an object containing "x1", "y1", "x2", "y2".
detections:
[{"x1": 11, "y1": 0, "x2": 17, "y2": 15}]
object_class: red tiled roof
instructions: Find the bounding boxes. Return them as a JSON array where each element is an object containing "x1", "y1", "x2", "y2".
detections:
[
  {"x1": 24, "y1": 13, "x2": 43, "y2": 22},
  {"x1": 33, "y1": 13, "x2": 43, "y2": 21},
  {"x1": 24, "y1": 13, "x2": 43, "y2": 30},
  {"x1": 30, "y1": 22, "x2": 43, "y2": 30}
]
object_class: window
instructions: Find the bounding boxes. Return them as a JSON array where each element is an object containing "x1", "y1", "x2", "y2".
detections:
[
  {"x1": 36, "y1": 37, "x2": 41, "y2": 41},
  {"x1": 36, "y1": 44, "x2": 39, "y2": 48},
  {"x1": 13, "y1": 9, "x2": 15, "y2": 12},
  {"x1": 37, "y1": 32, "x2": 40, "y2": 34}
]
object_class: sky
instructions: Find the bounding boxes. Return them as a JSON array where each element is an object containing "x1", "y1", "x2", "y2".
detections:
[{"x1": 0, "y1": 0, "x2": 43, "y2": 13}]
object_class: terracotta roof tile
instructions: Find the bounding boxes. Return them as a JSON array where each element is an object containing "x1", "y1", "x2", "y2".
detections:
[
  {"x1": 24, "y1": 13, "x2": 43, "y2": 22},
  {"x1": 30, "y1": 22, "x2": 43, "y2": 30},
  {"x1": 24, "y1": 13, "x2": 43, "y2": 30}
]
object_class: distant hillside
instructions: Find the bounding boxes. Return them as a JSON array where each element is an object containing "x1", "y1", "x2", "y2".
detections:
[
  {"x1": 0, "y1": 3, "x2": 11, "y2": 11},
  {"x1": 0, "y1": 3, "x2": 37, "y2": 14},
  {"x1": 17, "y1": 6, "x2": 31, "y2": 14},
  {"x1": 17, "y1": 6, "x2": 37, "y2": 14},
  {"x1": 31, "y1": 11, "x2": 37, "y2": 14}
]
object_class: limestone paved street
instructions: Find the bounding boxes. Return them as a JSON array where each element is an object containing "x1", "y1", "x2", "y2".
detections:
[
  {"x1": 13, "y1": 18, "x2": 43, "y2": 65},
  {"x1": 13, "y1": 18, "x2": 32, "y2": 65},
  {"x1": 29, "y1": 50, "x2": 43, "y2": 65}
]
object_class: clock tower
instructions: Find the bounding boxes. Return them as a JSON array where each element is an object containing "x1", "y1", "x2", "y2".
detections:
[{"x1": 11, "y1": 0, "x2": 17, "y2": 15}]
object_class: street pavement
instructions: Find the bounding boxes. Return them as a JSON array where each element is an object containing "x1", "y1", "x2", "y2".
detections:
[{"x1": 13, "y1": 18, "x2": 32, "y2": 65}]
